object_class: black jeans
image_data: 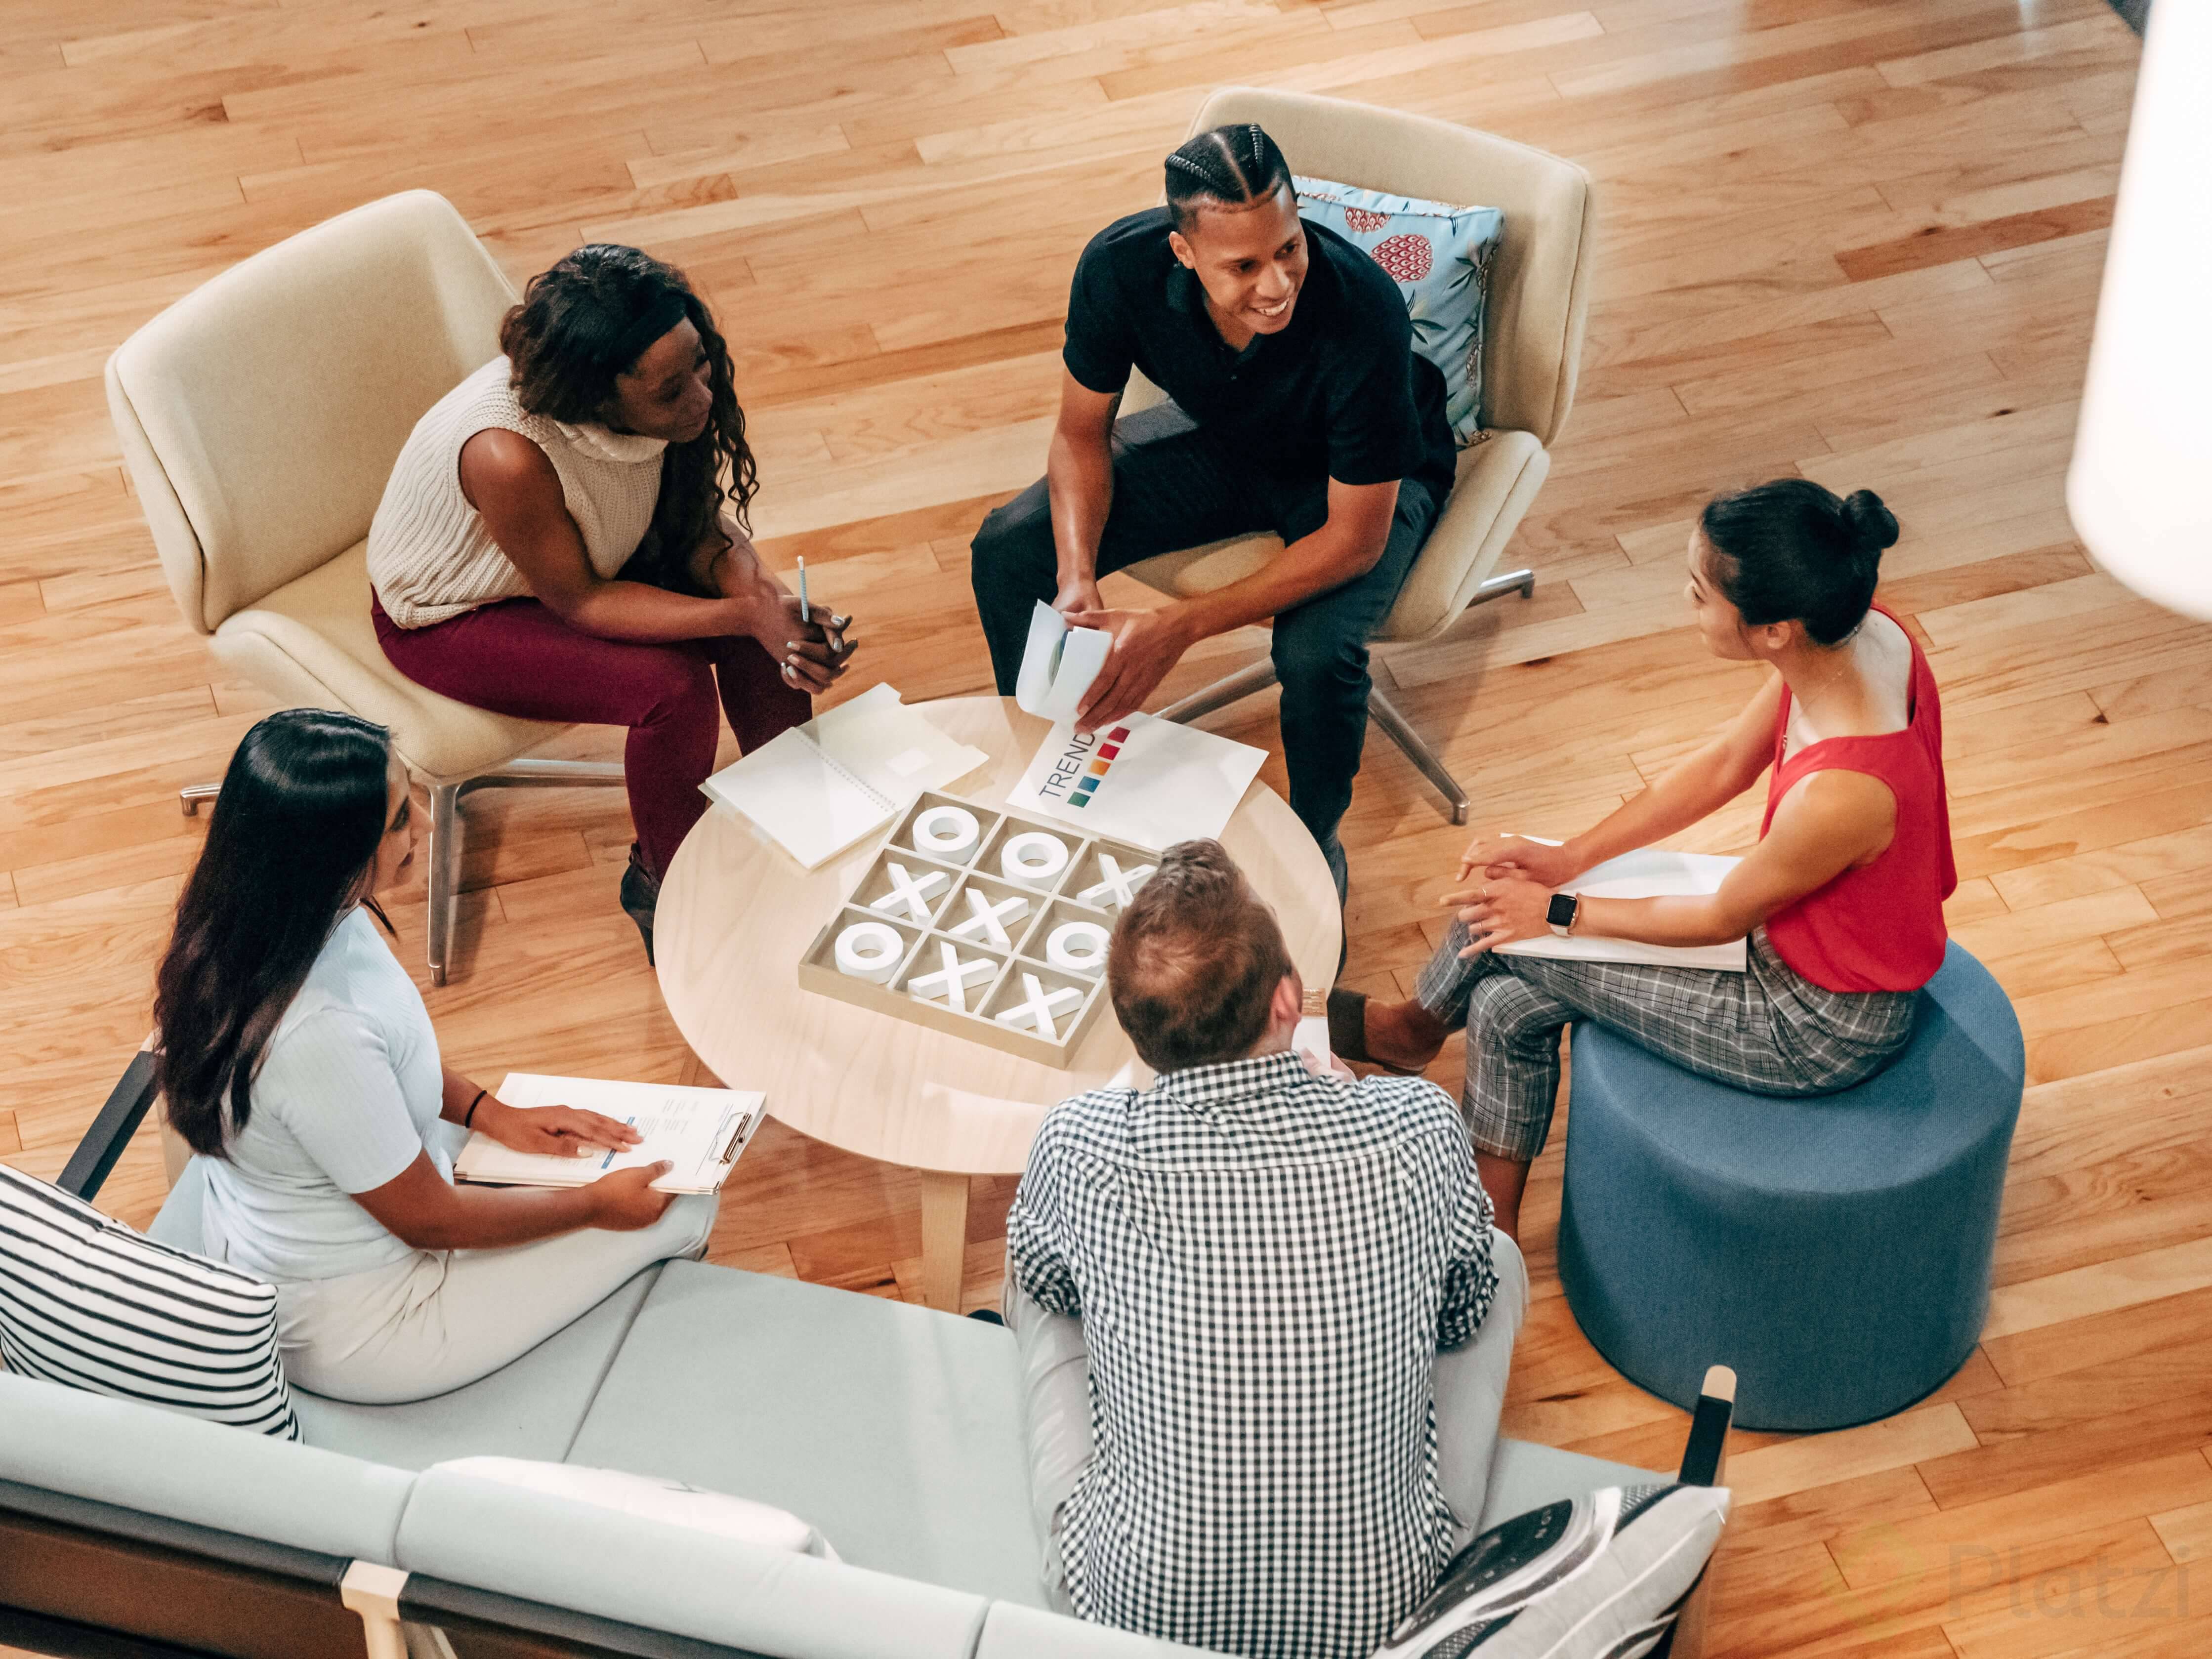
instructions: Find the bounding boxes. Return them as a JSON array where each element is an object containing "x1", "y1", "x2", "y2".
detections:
[{"x1": 970, "y1": 403, "x2": 1441, "y2": 857}]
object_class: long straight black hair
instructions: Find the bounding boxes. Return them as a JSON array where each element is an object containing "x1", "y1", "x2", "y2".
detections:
[{"x1": 155, "y1": 710, "x2": 396, "y2": 1157}]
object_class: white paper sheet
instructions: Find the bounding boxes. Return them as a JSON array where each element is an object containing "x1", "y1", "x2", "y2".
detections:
[
  {"x1": 700, "y1": 685, "x2": 989, "y2": 868},
  {"x1": 1005, "y1": 711, "x2": 1266, "y2": 848},
  {"x1": 1496, "y1": 848, "x2": 1748, "y2": 972},
  {"x1": 1014, "y1": 602, "x2": 1113, "y2": 722},
  {"x1": 453, "y1": 1074, "x2": 767, "y2": 1195}
]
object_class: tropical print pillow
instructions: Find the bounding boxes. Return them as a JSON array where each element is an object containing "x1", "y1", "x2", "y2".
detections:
[{"x1": 1295, "y1": 175, "x2": 1503, "y2": 446}]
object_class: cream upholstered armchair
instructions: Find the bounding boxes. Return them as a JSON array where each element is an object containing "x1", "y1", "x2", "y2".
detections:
[
  {"x1": 1129, "y1": 88, "x2": 1596, "y2": 824},
  {"x1": 106, "y1": 190, "x2": 624, "y2": 985}
]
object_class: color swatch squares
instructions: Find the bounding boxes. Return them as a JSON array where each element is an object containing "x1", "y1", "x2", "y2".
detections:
[{"x1": 1073, "y1": 724, "x2": 1134, "y2": 807}]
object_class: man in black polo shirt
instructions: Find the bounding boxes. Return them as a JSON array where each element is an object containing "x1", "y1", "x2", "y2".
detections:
[{"x1": 969, "y1": 124, "x2": 1458, "y2": 896}]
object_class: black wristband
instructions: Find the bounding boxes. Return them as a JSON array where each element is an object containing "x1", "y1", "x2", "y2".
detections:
[{"x1": 463, "y1": 1088, "x2": 488, "y2": 1130}]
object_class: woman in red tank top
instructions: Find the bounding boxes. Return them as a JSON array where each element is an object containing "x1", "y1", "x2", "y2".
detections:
[{"x1": 1337, "y1": 479, "x2": 1955, "y2": 1238}]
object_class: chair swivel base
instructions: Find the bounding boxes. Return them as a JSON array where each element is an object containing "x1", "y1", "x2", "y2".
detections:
[{"x1": 1156, "y1": 567, "x2": 1535, "y2": 826}]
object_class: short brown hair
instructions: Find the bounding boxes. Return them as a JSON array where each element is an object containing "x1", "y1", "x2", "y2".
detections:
[{"x1": 1107, "y1": 840, "x2": 1293, "y2": 1073}]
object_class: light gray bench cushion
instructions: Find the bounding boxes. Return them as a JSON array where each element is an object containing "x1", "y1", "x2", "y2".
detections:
[
  {"x1": 153, "y1": 1149, "x2": 666, "y2": 1471},
  {"x1": 144, "y1": 1154, "x2": 208, "y2": 1252},
  {"x1": 963, "y1": 1437, "x2": 1666, "y2": 1659},
  {"x1": 974, "y1": 1602, "x2": 1227, "y2": 1658},
  {"x1": 0, "y1": 1370, "x2": 414, "y2": 1564},
  {"x1": 567, "y1": 1260, "x2": 1045, "y2": 1606},
  {"x1": 291, "y1": 1265, "x2": 664, "y2": 1468},
  {"x1": 395, "y1": 1463, "x2": 988, "y2": 1659},
  {"x1": 1475, "y1": 1437, "x2": 1665, "y2": 1531}
]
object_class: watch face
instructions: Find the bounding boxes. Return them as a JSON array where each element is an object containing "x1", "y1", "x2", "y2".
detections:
[{"x1": 1546, "y1": 893, "x2": 1578, "y2": 928}]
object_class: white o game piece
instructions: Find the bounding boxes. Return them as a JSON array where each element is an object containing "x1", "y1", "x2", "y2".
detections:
[
  {"x1": 912, "y1": 805, "x2": 981, "y2": 860},
  {"x1": 833, "y1": 920, "x2": 905, "y2": 983},
  {"x1": 1045, "y1": 920, "x2": 1111, "y2": 974},
  {"x1": 948, "y1": 888, "x2": 1030, "y2": 948},
  {"x1": 908, "y1": 942, "x2": 996, "y2": 1014},
  {"x1": 995, "y1": 972, "x2": 1083, "y2": 1040},
  {"x1": 871, "y1": 859, "x2": 948, "y2": 923},
  {"x1": 1000, "y1": 831, "x2": 1070, "y2": 886},
  {"x1": 1078, "y1": 853, "x2": 1156, "y2": 910}
]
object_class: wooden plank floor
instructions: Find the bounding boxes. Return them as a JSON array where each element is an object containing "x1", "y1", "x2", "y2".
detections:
[{"x1": 3, "y1": 0, "x2": 2205, "y2": 1654}]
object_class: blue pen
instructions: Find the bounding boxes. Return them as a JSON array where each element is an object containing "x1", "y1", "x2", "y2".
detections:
[{"x1": 602, "y1": 1115, "x2": 638, "y2": 1170}]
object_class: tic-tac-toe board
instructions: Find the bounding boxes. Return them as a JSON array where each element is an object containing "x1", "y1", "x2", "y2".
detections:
[{"x1": 795, "y1": 790, "x2": 1159, "y2": 1065}]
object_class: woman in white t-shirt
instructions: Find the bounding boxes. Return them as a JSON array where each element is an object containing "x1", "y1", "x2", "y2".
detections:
[{"x1": 152, "y1": 709, "x2": 717, "y2": 1404}]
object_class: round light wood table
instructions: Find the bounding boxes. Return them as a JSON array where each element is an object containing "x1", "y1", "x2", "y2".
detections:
[{"x1": 655, "y1": 694, "x2": 1341, "y2": 1310}]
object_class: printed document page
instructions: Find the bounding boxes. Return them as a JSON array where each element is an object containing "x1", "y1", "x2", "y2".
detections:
[
  {"x1": 454, "y1": 1075, "x2": 767, "y2": 1194},
  {"x1": 1006, "y1": 711, "x2": 1266, "y2": 847}
]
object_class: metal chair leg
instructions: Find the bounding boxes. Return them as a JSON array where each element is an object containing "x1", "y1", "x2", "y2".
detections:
[
  {"x1": 1153, "y1": 571, "x2": 1534, "y2": 826},
  {"x1": 422, "y1": 758, "x2": 626, "y2": 985},
  {"x1": 1476, "y1": 568, "x2": 1536, "y2": 604},
  {"x1": 1158, "y1": 657, "x2": 1280, "y2": 725},
  {"x1": 1368, "y1": 686, "x2": 1471, "y2": 826},
  {"x1": 179, "y1": 782, "x2": 220, "y2": 816},
  {"x1": 455, "y1": 757, "x2": 626, "y2": 800},
  {"x1": 425, "y1": 782, "x2": 459, "y2": 988}
]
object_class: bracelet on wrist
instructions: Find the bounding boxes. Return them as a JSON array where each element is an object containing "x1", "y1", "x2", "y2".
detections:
[{"x1": 463, "y1": 1088, "x2": 488, "y2": 1130}]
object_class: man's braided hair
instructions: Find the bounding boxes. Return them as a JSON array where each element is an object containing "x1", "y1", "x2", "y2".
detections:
[{"x1": 1164, "y1": 124, "x2": 1294, "y2": 234}]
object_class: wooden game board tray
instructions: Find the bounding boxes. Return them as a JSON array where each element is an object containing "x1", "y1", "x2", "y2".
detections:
[{"x1": 796, "y1": 790, "x2": 1160, "y2": 1064}]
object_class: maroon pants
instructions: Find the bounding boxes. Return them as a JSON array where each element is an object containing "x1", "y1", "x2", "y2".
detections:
[{"x1": 374, "y1": 596, "x2": 810, "y2": 881}]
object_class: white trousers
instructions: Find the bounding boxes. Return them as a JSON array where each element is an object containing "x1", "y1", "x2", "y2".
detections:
[
  {"x1": 274, "y1": 1195, "x2": 718, "y2": 1404},
  {"x1": 1005, "y1": 1229, "x2": 1533, "y2": 1612}
]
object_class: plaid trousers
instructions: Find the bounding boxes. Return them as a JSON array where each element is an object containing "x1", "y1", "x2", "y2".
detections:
[{"x1": 1414, "y1": 923, "x2": 1919, "y2": 1161}]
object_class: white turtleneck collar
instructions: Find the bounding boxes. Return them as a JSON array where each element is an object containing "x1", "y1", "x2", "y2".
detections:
[{"x1": 550, "y1": 419, "x2": 669, "y2": 465}]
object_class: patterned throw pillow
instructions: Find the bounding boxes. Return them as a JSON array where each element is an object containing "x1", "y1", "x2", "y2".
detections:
[
  {"x1": 0, "y1": 1160, "x2": 299, "y2": 1438},
  {"x1": 1371, "y1": 1483, "x2": 1730, "y2": 1659},
  {"x1": 1295, "y1": 175, "x2": 1504, "y2": 447}
]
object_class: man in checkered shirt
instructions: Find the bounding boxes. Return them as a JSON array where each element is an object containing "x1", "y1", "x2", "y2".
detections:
[{"x1": 1005, "y1": 839, "x2": 1501, "y2": 1659}]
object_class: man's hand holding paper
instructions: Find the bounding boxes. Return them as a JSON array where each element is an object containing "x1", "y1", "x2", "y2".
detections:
[
  {"x1": 1015, "y1": 600, "x2": 1116, "y2": 723},
  {"x1": 1065, "y1": 605, "x2": 1195, "y2": 731}
]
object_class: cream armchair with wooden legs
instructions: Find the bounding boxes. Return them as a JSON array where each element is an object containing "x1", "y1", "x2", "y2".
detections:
[
  {"x1": 106, "y1": 189, "x2": 624, "y2": 985},
  {"x1": 1130, "y1": 87, "x2": 1596, "y2": 824}
]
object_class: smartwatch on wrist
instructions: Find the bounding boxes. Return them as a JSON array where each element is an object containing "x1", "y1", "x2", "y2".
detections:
[{"x1": 1545, "y1": 892, "x2": 1581, "y2": 938}]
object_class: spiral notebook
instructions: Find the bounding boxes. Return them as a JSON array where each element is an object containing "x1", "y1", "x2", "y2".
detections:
[{"x1": 701, "y1": 684, "x2": 988, "y2": 869}]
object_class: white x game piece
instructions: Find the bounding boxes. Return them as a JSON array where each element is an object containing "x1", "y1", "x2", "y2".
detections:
[
  {"x1": 871, "y1": 859, "x2": 949, "y2": 923},
  {"x1": 995, "y1": 972, "x2": 1083, "y2": 1040},
  {"x1": 948, "y1": 888, "x2": 1029, "y2": 947},
  {"x1": 1078, "y1": 853, "x2": 1156, "y2": 910},
  {"x1": 908, "y1": 942, "x2": 996, "y2": 1013}
]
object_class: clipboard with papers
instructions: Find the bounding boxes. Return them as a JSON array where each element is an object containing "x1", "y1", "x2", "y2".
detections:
[{"x1": 452, "y1": 1074, "x2": 767, "y2": 1195}]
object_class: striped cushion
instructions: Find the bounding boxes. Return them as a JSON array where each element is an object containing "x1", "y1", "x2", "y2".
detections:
[{"x1": 0, "y1": 1161, "x2": 299, "y2": 1438}]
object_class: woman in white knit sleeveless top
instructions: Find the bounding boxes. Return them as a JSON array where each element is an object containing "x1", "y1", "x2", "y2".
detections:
[{"x1": 367, "y1": 246, "x2": 858, "y2": 960}]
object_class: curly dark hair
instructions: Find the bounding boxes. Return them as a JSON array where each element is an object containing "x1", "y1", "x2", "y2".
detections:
[{"x1": 500, "y1": 244, "x2": 756, "y2": 592}]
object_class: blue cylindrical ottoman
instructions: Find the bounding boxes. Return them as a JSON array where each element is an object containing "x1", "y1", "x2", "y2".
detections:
[{"x1": 1556, "y1": 942, "x2": 2023, "y2": 1433}]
